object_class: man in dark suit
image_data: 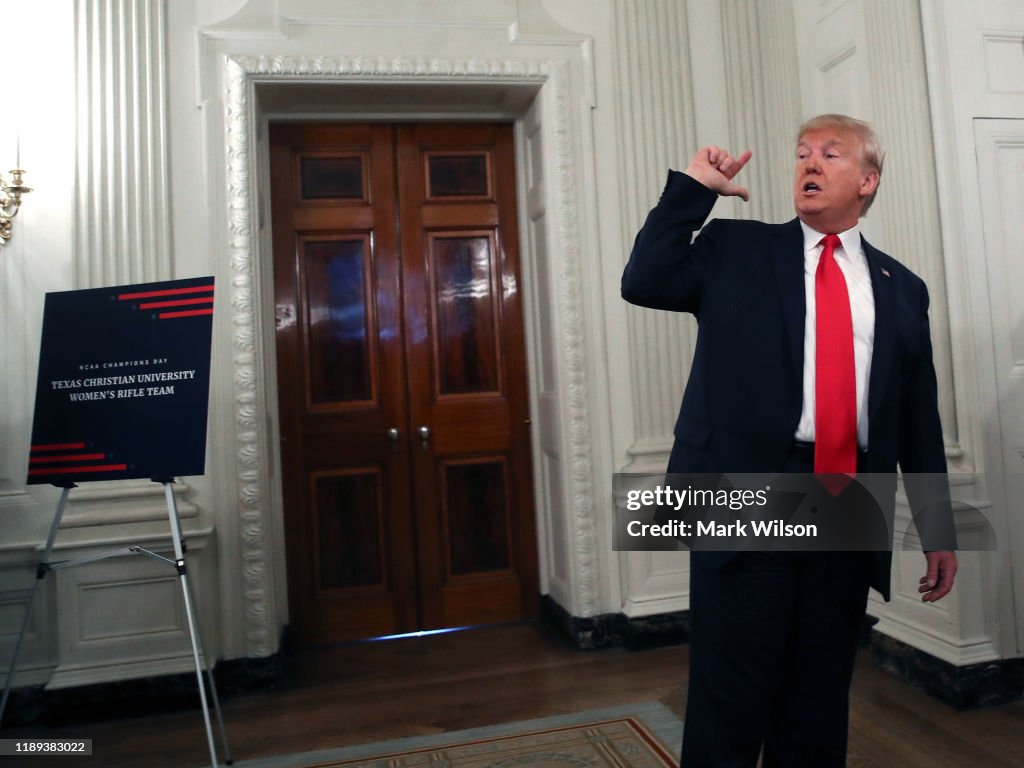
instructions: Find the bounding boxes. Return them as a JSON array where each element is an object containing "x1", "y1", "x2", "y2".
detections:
[{"x1": 621, "y1": 115, "x2": 957, "y2": 766}]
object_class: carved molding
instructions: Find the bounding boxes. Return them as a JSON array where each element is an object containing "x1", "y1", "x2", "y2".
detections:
[
  {"x1": 227, "y1": 54, "x2": 558, "y2": 80},
  {"x1": 62, "y1": 479, "x2": 197, "y2": 529},
  {"x1": 224, "y1": 57, "x2": 268, "y2": 657},
  {"x1": 544, "y1": 60, "x2": 599, "y2": 617},
  {"x1": 223, "y1": 52, "x2": 599, "y2": 645}
]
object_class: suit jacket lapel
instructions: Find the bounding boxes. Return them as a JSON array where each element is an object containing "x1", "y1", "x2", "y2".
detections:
[
  {"x1": 862, "y1": 237, "x2": 895, "y2": 432},
  {"x1": 771, "y1": 219, "x2": 806, "y2": 382}
]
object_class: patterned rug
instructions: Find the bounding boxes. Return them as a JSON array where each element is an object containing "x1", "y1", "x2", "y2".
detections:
[{"x1": 224, "y1": 702, "x2": 681, "y2": 768}]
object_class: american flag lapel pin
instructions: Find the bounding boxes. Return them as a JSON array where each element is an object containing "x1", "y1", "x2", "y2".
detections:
[{"x1": 881, "y1": 268, "x2": 891, "y2": 278}]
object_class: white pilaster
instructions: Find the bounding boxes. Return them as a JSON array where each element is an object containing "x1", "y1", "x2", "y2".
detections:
[
  {"x1": 863, "y1": 0, "x2": 959, "y2": 451},
  {"x1": 70, "y1": 1, "x2": 183, "y2": 516},
  {"x1": 75, "y1": 0, "x2": 172, "y2": 288},
  {"x1": 721, "y1": 0, "x2": 803, "y2": 224},
  {"x1": 613, "y1": 0, "x2": 699, "y2": 470}
]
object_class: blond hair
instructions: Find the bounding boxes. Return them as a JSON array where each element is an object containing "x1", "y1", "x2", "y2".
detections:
[{"x1": 797, "y1": 114, "x2": 884, "y2": 215}]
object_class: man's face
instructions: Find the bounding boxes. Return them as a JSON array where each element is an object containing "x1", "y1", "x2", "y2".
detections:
[{"x1": 793, "y1": 127, "x2": 879, "y2": 232}]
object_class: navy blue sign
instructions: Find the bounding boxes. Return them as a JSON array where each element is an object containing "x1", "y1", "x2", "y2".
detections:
[{"x1": 27, "y1": 277, "x2": 215, "y2": 485}]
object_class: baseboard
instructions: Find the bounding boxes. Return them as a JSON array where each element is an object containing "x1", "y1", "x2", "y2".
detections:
[
  {"x1": 543, "y1": 597, "x2": 1023, "y2": 709},
  {"x1": 217, "y1": 651, "x2": 285, "y2": 698},
  {"x1": 540, "y1": 595, "x2": 880, "y2": 652},
  {"x1": 871, "y1": 631, "x2": 1024, "y2": 709},
  {"x1": 541, "y1": 595, "x2": 689, "y2": 650},
  {"x1": 0, "y1": 650, "x2": 284, "y2": 728}
]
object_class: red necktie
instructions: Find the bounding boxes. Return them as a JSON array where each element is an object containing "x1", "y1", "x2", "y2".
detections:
[{"x1": 815, "y1": 234, "x2": 857, "y2": 481}]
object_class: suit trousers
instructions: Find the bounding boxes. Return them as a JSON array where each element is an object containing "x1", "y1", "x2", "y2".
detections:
[{"x1": 679, "y1": 446, "x2": 872, "y2": 767}]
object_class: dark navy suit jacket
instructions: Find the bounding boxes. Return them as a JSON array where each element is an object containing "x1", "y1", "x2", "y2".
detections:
[{"x1": 621, "y1": 171, "x2": 955, "y2": 599}]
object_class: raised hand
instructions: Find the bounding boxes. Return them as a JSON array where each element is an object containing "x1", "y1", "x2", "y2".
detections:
[{"x1": 683, "y1": 145, "x2": 753, "y2": 201}]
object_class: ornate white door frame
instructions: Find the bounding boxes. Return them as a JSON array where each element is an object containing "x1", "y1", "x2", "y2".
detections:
[{"x1": 221, "y1": 55, "x2": 601, "y2": 657}]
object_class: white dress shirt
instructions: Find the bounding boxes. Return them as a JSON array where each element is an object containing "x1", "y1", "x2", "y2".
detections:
[{"x1": 794, "y1": 220, "x2": 875, "y2": 449}]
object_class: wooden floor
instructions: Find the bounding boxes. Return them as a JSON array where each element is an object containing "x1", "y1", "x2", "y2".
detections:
[{"x1": 8, "y1": 621, "x2": 1024, "y2": 767}]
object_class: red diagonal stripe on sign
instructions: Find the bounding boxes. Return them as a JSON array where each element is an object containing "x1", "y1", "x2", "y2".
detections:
[
  {"x1": 31, "y1": 443, "x2": 87, "y2": 452},
  {"x1": 138, "y1": 297, "x2": 215, "y2": 310},
  {"x1": 118, "y1": 284, "x2": 214, "y2": 301},
  {"x1": 158, "y1": 308, "x2": 214, "y2": 319},
  {"x1": 29, "y1": 464, "x2": 128, "y2": 476},
  {"x1": 30, "y1": 453, "x2": 106, "y2": 464}
]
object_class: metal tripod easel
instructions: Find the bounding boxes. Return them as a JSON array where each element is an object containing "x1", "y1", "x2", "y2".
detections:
[{"x1": 0, "y1": 480, "x2": 233, "y2": 767}]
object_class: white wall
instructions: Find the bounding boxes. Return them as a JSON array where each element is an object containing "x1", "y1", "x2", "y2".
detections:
[
  {"x1": 918, "y1": 0, "x2": 1024, "y2": 658},
  {"x1": 0, "y1": 5, "x2": 76, "y2": 533},
  {"x1": 0, "y1": 1, "x2": 79, "y2": 687}
]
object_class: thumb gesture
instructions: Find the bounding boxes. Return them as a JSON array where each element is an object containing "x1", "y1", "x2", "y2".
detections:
[{"x1": 684, "y1": 146, "x2": 752, "y2": 201}]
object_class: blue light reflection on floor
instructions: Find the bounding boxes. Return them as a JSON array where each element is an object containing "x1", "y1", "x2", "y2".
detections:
[{"x1": 364, "y1": 626, "x2": 475, "y2": 642}]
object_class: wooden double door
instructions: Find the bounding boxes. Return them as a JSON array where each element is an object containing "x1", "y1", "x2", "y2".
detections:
[{"x1": 269, "y1": 122, "x2": 539, "y2": 645}]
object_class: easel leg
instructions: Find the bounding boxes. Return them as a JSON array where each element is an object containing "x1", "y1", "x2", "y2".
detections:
[
  {"x1": 1, "y1": 485, "x2": 73, "y2": 725},
  {"x1": 163, "y1": 482, "x2": 221, "y2": 768},
  {"x1": 204, "y1": 655, "x2": 233, "y2": 765},
  {"x1": 171, "y1": 502, "x2": 233, "y2": 764}
]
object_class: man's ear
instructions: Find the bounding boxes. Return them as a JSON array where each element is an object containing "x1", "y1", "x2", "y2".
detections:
[{"x1": 860, "y1": 170, "x2": 880, "y2": 198}]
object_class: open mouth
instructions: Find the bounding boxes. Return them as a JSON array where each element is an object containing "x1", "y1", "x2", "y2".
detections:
[{"x1": 802, "y1": 181, "x2": 822, "y2": 193}]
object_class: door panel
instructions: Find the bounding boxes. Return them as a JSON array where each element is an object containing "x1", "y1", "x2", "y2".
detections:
[
  {"x1": 311, "y1": 468, "x2": 385, "y2": 589},
  {"x1": 429, "y1": 231, "x2": 502, "y2": 395},
  {"x1": 443, "y1": 458, "x2": 513, "y2": 576},
  {"x1": 298, "y1": 154, "x2": 367, "y2": 201},
  {"x1": 425, "y1": 151, "x2": 492, "y2": 198},
  {"x1": 300, "y1": 236, "x2": 376, "y2": 406},
  {"x1": 270, "y1": 123, "x2": 416, "y2": 645},
  {"x1": 271, "y1": 122, "x2": 537, "y2": 645},
  {"x1": 397, "y1": 123, "x2": 538, "y2": 630}
]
